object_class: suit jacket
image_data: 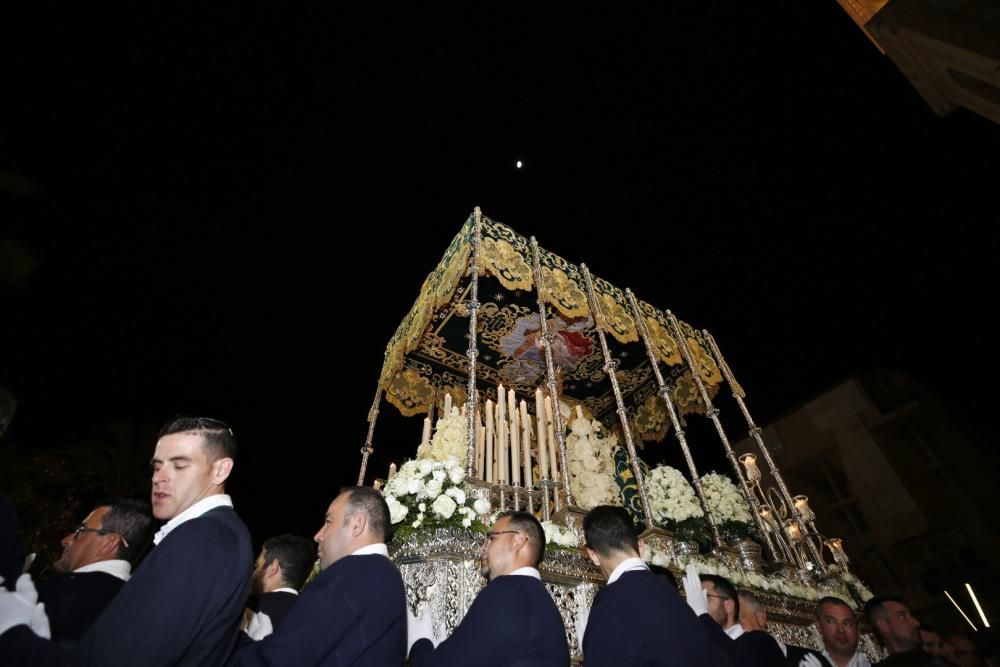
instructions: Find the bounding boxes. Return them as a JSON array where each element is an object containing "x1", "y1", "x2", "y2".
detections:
[
  {"x1": 583, "y1": 569, "x2": 714, "y2": 666},
  {"x1": 229, "y1": 553, "x2": 406, "y2": 667},
  {"x1": 698, "y1": 616, "x2": 786, "y2": 667},
  {"x1": 785, "y1": 644, "x2": 833, "y2": 667},
  {"x1": 409, "y1": 574, "x2": 569, "y2": 667},
  {"x1": 0, "y1": 506, "x2": 253, "y2": 667},
  {"x1": 36, "y1": 571, "x2": 125, "y2": 643},
  {"x1": 249, "y1": 590, "x2": 298, "y2": 632}
]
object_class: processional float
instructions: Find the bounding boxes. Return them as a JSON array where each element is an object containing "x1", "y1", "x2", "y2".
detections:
[{"x1": 356, "y1": 208, "x2": 881, "y2": 662}]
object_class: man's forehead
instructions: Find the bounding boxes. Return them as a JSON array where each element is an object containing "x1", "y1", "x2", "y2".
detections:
[
  {"x1": 821, "y1": 602, "x2": 855, "y2": 620},
  {"x1": 491, "y1": 517, "x2": 510, "y2": 531},
  {"x1": 154, "y1": 432, "x2": 207, "y2": 458}
]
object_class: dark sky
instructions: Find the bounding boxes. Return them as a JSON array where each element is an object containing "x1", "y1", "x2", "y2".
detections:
[{"x1": 3, "y1": 5, "x2": 998, "y2": 543}]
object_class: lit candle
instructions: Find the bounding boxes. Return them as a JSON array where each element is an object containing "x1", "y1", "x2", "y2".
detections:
[
  {"x1": 739, "y1": 453, "x2": 761, "y2": 483},
  {"x1": 388, "y1": 462, "x2": 397, "y2": 479},
  {"x1": 793, "y1": 495, "x2": 814, "y2": 522},
  {"x1": 824, "y1": 537, "x2": 849, "y2": 567},
  {"x1": 759, "y1": 507, "x2": 777, "y2": 532},
  {"x1": 373, "y1": 480, "x2": 382, "y2": 491},
  {"x1": 535, "y1": 389, "x2": 549, "y2": 481},
  {"x1": 784, "y1": 520, "x2": 802, "y2": 542}
]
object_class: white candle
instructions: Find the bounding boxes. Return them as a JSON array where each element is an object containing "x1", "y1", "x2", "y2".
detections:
[
  {"x1": 520, "y1": 400, "x2": 532, "y2": 486},
  {"x1": 544, "y1": 396, "x2": 560, "y2": 482},
  {"x1": 535, "y1": 389, "x2": 549, "y2": 481},
  {"x1": 421, "y1": 416, "x2": 432, "y2": 447},
  {"x1": 496, "y1": 385, "x2": 507, "y2": 484},
  {"x1": 510, "y1": 408, "x2": 521, "y2": 486},
  {"x1": 485, "y1": 399, "x2": 495, "y2": 483},
  {"x1": 373, "y1": 480, "x2": 382, "y2": 491},
  {"x1": 388, "y1": 462, "x2": 397, "y2": 479},
  {"x1": 444, "y1": 392, "x2": 452, "y2": 416},
  {"x1": 475, "y1": 412, "x2": 486, "y2": 479}
]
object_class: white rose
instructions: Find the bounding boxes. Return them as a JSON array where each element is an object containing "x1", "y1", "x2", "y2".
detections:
[
  {"x1": 432, "y1": 469, "x2": 447, "y2": 482},
  {"x1": 445, "y1": 487, "x2": 466, "y2": 505},
  {"x1": 407, "y1": 478, "x2": 425, "y2": 495},
  {"x1": 418, "y1": 460, "x2": 434, "y2": 475},
  {"x1": 385, "y1": 495, "x2": 408, "y2": 524},
  {"x1": 432, "y1": 494, "x2": 457, "y2": 520},
  {"x1": 423, "y1": 479, "x2": 443, "y2": 499},
  {"x1": 473, "y1": 497, "x2": 491, "y2": 516},
  {"x1": 449, "y1": 467, "x2": 466, "y2": 485}
]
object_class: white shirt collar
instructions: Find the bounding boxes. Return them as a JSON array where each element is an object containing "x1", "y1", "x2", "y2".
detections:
[
  {"x1": 507, "y1": 566, "x2": 541, "y2": 580},
  {"x1": 74, "y1": 559, "x2": 131, "y2": 581},
  {"x1": 725, "y1": 623, "x2": 745, "y2": 639},
  {"x1": 821, "y1": 649, "x2": 870, "y2": 667},
  {"x1": 153, "y1": 494, "x2": 234, "y2": 546},
  {"x1": 774, "y1": 636, "x2": 787, "y2": 656},
  {"x1": 607, "y1": 557, "x2": 648, "y2": 585},
  {"x1": 271, "y1": 587, "x2": 299, "y2": 596},
  {"x1": 350, "y1": 543, "x2": 389, "y2": 557}
]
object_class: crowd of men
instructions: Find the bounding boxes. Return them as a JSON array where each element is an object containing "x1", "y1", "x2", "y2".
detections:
[{"x1": 0, "y1": 416, "x2": 993, "y2": 666}]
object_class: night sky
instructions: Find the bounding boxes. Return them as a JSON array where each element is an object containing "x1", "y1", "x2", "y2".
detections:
[{"x1": 3, "y1": 5, "x2": 998, "y2": 545}]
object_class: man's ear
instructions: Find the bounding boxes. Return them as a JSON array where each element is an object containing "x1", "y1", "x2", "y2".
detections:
[
  {"x1": 351, "y1": 511, "x2": 368, "y2": 537},
  {"x1": 212, "y1": 457, "x2": 234, "y2": 485},
  {"x1": 585, "y1": 547, "x2": 601, "y2": 568},
  {"x1": 637, "y1": 538, "x2": 647, "y2": 560},
  {"x1": 267, "y1": 558, "x2": 282, "y2": 578},
  {"x1": 97, "y1": 533, "x2": 120, "y2": 559}
]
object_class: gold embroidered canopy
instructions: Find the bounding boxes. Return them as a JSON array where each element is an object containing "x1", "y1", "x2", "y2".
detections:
[{"x1": 377, "y1": 212, "x2": 723, "y2": 443}]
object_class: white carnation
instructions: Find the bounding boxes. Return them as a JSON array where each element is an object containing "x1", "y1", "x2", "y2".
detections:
[{"x1": 474, "y1": 497, "x2": 491, "y2": 516}]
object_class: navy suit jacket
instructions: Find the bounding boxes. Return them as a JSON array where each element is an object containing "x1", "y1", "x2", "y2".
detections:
[
  {"x1": 229, "y1": 553, "x2": 407, "y2": 667},
  {"x1": 409, "y1": 574, "x2": 569, "y2": 667},
  {"x1": 36, "y1": 570, "x2": 125, "y2": 643},
  {"x1": 583, "y1": 569, "x2": 715, "y2": 666},
  {"x1": 698, "y1": 616, "x2": 786, "y2": 667},
  {"x1": 250, "y1": 590, "x2": 299, "y2": 632},
  {"x1": 0, "y1": 505, "x2": 253, "y2": 667}
]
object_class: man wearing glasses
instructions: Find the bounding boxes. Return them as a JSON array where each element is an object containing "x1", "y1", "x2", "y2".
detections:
[
  {"x1": 407, "y1": 510, "x2": 569, "y2": 666},
  {"x1": 0, "y1": 415, "x2": 253, "y2": 666},
  {"x1": 35, "y1": 499, "x2": 152, "y2": 643}
]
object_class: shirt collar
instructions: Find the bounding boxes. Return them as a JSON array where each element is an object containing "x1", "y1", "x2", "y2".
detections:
[
  {"x1": 153, "y1": 494, "x2": 233, "y2": 545},
  {"x1": 725, "y1": 623, "x2": 745, "y2": 639},
  {"x1": 821, "y1": 649, "x2": 869, "y2": 667},
  {"x1": 271, "y1": 587, "x2": 299, "y2": 596},
  {"x1": 607, "y1": 557, "x2": 648, "y2": 584},
  {"x1": 74, "y1": 559, "x2": 132, "y2": 581},
  {"x1": 350, "y1": 543, "x2": 389, "y2": 557},
  {"x1": 507, "y1": 566, "x2": 541, "y2": 580}
]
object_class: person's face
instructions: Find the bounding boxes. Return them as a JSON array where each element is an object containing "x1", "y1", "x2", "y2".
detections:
[
  {"x1": 250, "y1": 549, "x2": 269, "y2": 596},
  {"x1": 920, "y1": 629, "x2": 946, "y2": 657},
  {"x1": 151, "y1": 432, "x2": 226, "y2": 521},
  {"x1": 876, "y1": 601, "x2": 920, "y2": 652},
  {"x1": 54, "y1": 506, "x2": 113, "y2": 573},
  {"x1": 816, "y1": 602, "x2": 859, "y2": 658},
  {"x1": 947, "y1": 636, "x2": 980, "y2": 667},
  {"x1": 478, "y1": 517, "x2": 524, "y2": 582},
  {"x1": 314, "y1": 494, "x2": 361, "y2": 570},
  {"x1": 702, "y1": 581, "x2": 733, "y2": 628}
]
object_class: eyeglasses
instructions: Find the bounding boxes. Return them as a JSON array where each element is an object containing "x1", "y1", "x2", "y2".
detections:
[
  {"x1": 705, "y1": 593, "x2": 729, "y2": 601},
  {"x1": 483, "y1": 530, "x2": 520, "y2": 544},
  {"x1": 74, "y1": 525, "x2": 130, "y2": 549}
]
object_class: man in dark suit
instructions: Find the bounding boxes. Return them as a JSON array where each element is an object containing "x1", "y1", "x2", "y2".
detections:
[
  {"x1": 407, "y1": 510, "x2": 569, "y2": 667},
  {"x1": 0, "y1": 415, "x2": 254, "y2": 667},
  {"x1": 579, "y1": 505, "x2": 714, "y2": 666},
  {"x1": 683, "y1": 566, "x2": 786, "y2": 667},
  {"x1": 240, "y1": 533, "x2": 315, "y2": 638},
  {"x1": 738, "y1": 589, "x2": 832, "y2": 667},
  {"x1": 229, "y1": 486, "x2": 407, "y2": 666},
  {"x1": 36, "y1": 498, "x2": 153, "y2": 643}
]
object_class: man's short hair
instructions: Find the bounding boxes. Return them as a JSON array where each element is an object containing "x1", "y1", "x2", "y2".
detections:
[
  {"x1": 700, "y1": 573, "x2": 740, "y2": 620},
  {"x1": 498, "y1": 511, "x2": 545, "y2": 567},
  {"x1": 158, "y1": 415, "x2": 237, "y2": 463},
  {"x1": 815, "y1": 596, "x2": 855, "y2": 620},
  {"x1": 583, "y1": 505, "x2": 639, "y2": 557},
  {"x1": 100, "y1": 498, "x2": 154, "y2": 564},
  {"x1": 339, "y1": 486, "x2": 390, "y2": 542},
  {"x1": 864, "y1": 595, "x2": 905, "y2": 625},
  {"x1": 261, "y1": 534, "x2": 316, "y2": 591},
  {"x1": 738, "y1": 589, "x2": 763, "y2": 615}
]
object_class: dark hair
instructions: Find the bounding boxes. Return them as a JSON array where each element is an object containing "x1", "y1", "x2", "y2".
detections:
[
  {"x1": 261, "y1": 534, "x2": 316, "y2": 591},
  {"x1": 158, "y1": 415, "x2": 237, "y2": 463},
  {"x1": 648, "y1": 564, "x2": 677, "y2": 590},
  {"x1": 339, "y1": 486, "x2": 390, "y2": 542},
  {"x1": 498, "y1": 511, "x2": 545, "y2": 567},
  {"x1": 583, "y1": 505, "x2": 639, "y2": 557},
  {"x1": 864, "y1": 595, "x2": 905, "y2": 626},
  {"x1": 700, "y1": 573, "x2": 740, "y2": 620},
  {"x1": 815, "y1": 596, "x2": 855, "y2": 620},
  {"x1": 100, "y1": 498, "x2": 154, "y2": 564}
]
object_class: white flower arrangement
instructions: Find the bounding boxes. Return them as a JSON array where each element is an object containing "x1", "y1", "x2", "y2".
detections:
[
  {"x1": 645, "y1": 465, "x2": 707, "y2": 542},
  {"x1": 383, "y1": 455, "x2": 488, "y2": 541},
  {"x1": 640, "y1": 547, "x2": 868, "y2": 609},
  {"x1": 416, "y1": 406, "x2": 468, "y2": 463},
  {"x1": 542, "y1": 520, "x2": 581, "y2": 550},
  {"x1": 564, "y1": 406, "x2": 621, "y2": 509},
  {"x1": 699, "y1": 472, "x2": 754, "y2": 541}
]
